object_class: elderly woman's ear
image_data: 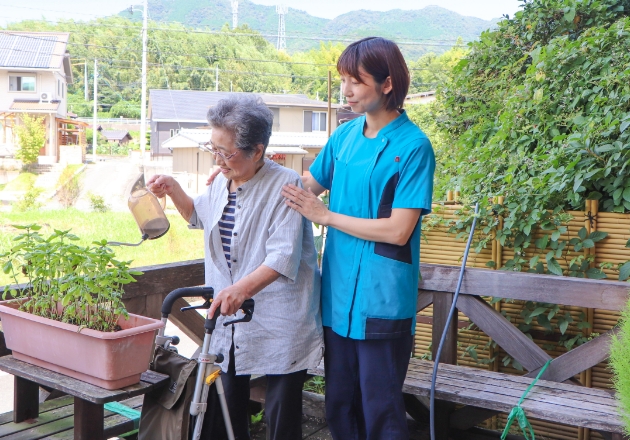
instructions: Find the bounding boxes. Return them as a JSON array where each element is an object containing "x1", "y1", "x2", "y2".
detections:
[{"x1": 252, "y1": 143, "x2": 266, "y2": 162}]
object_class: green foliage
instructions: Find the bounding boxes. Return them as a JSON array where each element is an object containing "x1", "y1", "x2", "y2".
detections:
[
  {"x1": 250, "y1": 409, "x2": 264, "y2": 425},
  {"x1": 303, "y1": 376, "x2": 325, "y2": 394},
  {"x1": 14, "y1": 114, "x2": 46, "y2": 165},
  {"x1": 13, "y1": 184, "x2": 42, "y2": 212},
  {"x1": 610, "y1": 304, "x2": 630, "y2": 434},
  {"x1": 408, "y1": 42, "x2": 468, "y2": 94},
  {"x1": 88, "y1": 192, "x2": 109, "y2": 213},
  {"x1": 110, "y1": 101, "x2": 141, "y2": 119},
  {"x1": 3, "y1": 172, "x2": 36, "y2": 192},
  {"x1": 1, "y1": 225, "x2": 140, "y2": 332},
  {"x1": 56, "y1": 166, "x2": 82, "y2": 208}
]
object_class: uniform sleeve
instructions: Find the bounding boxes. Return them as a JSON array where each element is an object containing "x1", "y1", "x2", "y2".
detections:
[
  {"x1": 263, "y1": 178, "x2": 304, "y2": 283},
  {"x1": 392, "y1": 138, "x2": 436, "y2": 215},
  {"x1": 309, "y1": 136, "x2": 335, "y2": 191}
]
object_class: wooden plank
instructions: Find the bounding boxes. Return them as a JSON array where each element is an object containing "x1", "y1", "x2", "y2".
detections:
[
  {"x1": 418, "y1": 264, "x2": 630, "y2": 311},
  {"x1": 456, "y1": 295, "x2": 551, "y2": 372},
  {"x1": 450, "y1": 323, "x2": 618, "y2": 430},
  {"x1": 0, "y1": 397, "x2": 74, "y2": 426},
  {"x1": 450, "y1": 427, "x2": 526, "y2": 440},
  {"x1": 41, "y1": 396, "x2": 144, "y2": 440},
  {"x1": 13, "y1": 376, "x2": 39, "y2": 423},
  {"x1": 122, "y1": 260, "x2": 205, "y2": 300},
  {"x1": 302, "y1": 391, "x2": 326, "y2": 419},
  {"x1": 416, "y1": 291, "x2": 433, "y2": 313},
  {"x1": 167, "y1": 298, "x2": 205, "y2": 346},
  {"x1": 0, "y1": 357, "x2": 164, "y2": 405},
  {"x1": 74, "y1": 399, "x2": 103, "y2": 440}
]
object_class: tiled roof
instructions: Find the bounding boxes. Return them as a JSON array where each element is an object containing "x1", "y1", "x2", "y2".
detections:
[
  {"x1": 0, "y1": 31, "x2": 69, "y2": 69},
  {"x1": 101, "y1": 130, "x2": 132, "y2": 141},
  {"x1": 10, "y1": 100, "x2": 60, "y2": 112},
  {"x1": 149, "y1": 90, "x2": 339, "y2": 122}
]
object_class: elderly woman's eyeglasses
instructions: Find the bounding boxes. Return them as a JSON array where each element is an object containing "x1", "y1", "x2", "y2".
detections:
[{"x1": 201, "y1": 141, "x2": 239, "y2": 161}]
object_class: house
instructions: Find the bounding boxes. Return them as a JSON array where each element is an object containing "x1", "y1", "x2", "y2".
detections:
[
  {"x1": 405, "y1": 91, "x2": 436, "y2": 105},
  {"x1": 148, "y1": 90, "x2": 340, "y2": 158},
  {"x1": 163, "y1": 128, "x2": 328, "y2": 193},
  {"x1": 101, "y1": 130, "x2": 132, "y2": 145},
  {"x1": 0, "y1": 31, "x2": 88, "y2": 165}
]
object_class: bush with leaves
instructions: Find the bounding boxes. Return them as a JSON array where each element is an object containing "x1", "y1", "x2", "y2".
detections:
[
  {"x1": 56, "y1": 166, "x2": 82, "y2": 208},
  {"x1": 15, "y1": 114, "x2": 46, "y2": 165},
  {"x1": 1, "y1": 225, "x2": 140, "y2": 332},
  {"x1": 13, "y1": 183, "x2": 42, "y2": 212}
]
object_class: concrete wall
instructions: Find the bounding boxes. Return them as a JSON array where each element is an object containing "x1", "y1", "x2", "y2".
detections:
[
  {"x1": 172, "y1": 147, "x2": 214, "y2": 175},
  {"x1": 278, "y1": 107, "x2": 338, "y2": 132},
  {"x1": 152, "y1": 121, "x2": 207, "y2": 156},
  {"x1": 59, "y1": 145, "x2": 84, "y2": 165}
]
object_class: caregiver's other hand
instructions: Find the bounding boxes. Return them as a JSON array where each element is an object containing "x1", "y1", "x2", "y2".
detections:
[{"x1": 281, "y1": 184, "x2": 330, "y2": 225}]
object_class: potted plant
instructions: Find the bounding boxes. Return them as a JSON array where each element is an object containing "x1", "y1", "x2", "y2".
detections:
[{"x1": 0, "y1": 224, "x2": 164, "y2": 389}]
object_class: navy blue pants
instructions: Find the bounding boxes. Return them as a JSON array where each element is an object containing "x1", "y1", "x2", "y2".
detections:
[{"x1": 324, "y1": 327, "x2": 412, "y2": 440}]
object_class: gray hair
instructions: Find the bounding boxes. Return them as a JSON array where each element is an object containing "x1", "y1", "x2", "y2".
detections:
[{"x1": 206, "y1": 95, "x2": 273, "y2": 157}]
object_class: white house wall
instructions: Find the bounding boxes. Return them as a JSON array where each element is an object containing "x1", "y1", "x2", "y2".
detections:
[
  {"x1": 0, "y1": 70, "x2": 67, "y2": 117},
  {"x1": 278, "y1": 107, "x2": 338, "y2": 132}
]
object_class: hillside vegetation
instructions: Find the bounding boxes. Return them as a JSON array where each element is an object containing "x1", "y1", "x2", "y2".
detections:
[{"x1": 123, "y1": 0, "x2": 496, "y2": 58}]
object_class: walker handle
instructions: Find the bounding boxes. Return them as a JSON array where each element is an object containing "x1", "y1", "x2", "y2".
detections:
[{"x1": 161, "y1": 286, "x2": 214, "y2": 317}]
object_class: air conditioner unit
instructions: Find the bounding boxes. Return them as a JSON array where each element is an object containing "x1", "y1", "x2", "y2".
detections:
[{"x1": 40, "y1": 92, "x2": 54, "y2": 103}]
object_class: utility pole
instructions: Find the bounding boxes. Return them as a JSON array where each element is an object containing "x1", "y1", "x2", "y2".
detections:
[
  {"x1": 339, "y1": 81, "x2": 343, "y2": 105},
  {"x1": 276, "y1": 5, "x2": 287, "y2": 51},
  {"x1": 231, "y1": 0, "x2": 238, "y2": 29},
  {"x1": 327, "y1": 71, "x2": 332, "y2": 138},
  {"x1": 140, "y1": 0, "x2": 148, "y2": 161},
  {"x1": 215, "y1": 66, "x2": 219, "y2": 91},
  {"x1": 93, "y1": 59, "x2": 98, "y2": 161},
  {"x1": 84, "y1": 61, "x2": 88, "y2": 101}
]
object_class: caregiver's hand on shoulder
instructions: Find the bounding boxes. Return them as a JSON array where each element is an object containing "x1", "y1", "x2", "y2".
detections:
[
  {"x1": 281, "y1": 184, "x2": 331, "y2": 225},
  {"x1": 206, "y1": 168, "x2": 221, "y2": 186},
  {"x1": 208, "y1": 284, "x2": 251, "y2": 318}
]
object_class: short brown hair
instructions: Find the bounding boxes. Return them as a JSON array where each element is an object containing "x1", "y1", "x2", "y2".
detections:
[{"x1": 337, "y1": 37, "x2": 410, "y2": 111}]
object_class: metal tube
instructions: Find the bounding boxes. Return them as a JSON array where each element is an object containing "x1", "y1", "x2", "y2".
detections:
[
  {"x1": 140, "y1": 0, "x2": 148, "y2": 161},
  {"x1": 216, "y1": 376, "x2": 235, "y2": 440},
  {"x1": 190, "y1": 333, "x2": 212, "y2": 416}
]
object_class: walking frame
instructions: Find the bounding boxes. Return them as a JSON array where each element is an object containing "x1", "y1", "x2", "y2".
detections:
[{"x1": 156, "y1": 286, "x2": 255, "y2": 440}]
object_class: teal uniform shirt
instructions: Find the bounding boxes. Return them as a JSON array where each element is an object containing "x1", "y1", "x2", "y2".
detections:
[{"x1": 310, "y1": 111, "x2": 435, "y2": 340}]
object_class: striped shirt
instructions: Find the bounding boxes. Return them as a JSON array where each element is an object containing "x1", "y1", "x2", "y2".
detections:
[
  {"x1": 189, "y1": 159, "x2": 324, "y2": 375},
  {"x1": 219, "y1": 192, "x2": 236, "y2": 269}
]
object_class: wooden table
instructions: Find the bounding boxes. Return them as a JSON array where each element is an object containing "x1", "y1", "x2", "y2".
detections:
[{"x1": 0, "y1": 355, "x2": 168, "y2": 440}]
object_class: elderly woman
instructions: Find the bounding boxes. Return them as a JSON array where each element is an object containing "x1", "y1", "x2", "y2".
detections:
[{"x1": 147, "y1": 96, "x2": 323, "y2": 440}]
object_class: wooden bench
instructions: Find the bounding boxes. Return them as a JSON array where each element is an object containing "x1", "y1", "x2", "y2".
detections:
[
  {"x1": 309, "y1": 264, "x2": 630, "y2": 440},
  {"x1": 0, "y1": 356, "x2": 168, "y2": 440}
]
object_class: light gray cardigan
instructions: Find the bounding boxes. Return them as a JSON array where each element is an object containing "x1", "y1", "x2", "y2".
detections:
[{"x1": 189, "y1": 159, "x2": 324, "y2": 374}]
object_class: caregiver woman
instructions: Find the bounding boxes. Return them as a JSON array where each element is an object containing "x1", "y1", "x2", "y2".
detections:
[{"x1": 282, "y1": 37, "x2": 436, "y2": 440}]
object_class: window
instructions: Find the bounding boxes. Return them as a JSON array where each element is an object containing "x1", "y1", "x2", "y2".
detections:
[
  {"x1": 303, "y1": 111, "x2": 326, "y2": 132},
  {"x1": 169, "y1": 128, "x2": 180, "y2": 137},
  {"x1": 9, "y1": 75, "x2": 36, "y2": 92},
  {"x1": 270, "y1": 107, "x2": 280, "y2": 131}
]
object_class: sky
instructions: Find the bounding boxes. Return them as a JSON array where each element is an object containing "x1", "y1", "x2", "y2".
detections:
[{"x1": 0, "y1": 0, "x2": 522, "y2": 26}]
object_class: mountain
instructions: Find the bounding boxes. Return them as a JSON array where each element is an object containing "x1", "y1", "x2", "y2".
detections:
[{"x1": 121, "y1": 0, "x2": 498, "y2": 59}]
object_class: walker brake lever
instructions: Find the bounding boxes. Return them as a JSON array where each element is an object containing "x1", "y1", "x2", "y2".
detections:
[
  {"x1": 180, "y1": 299, "x2": 212, "y2": 313},
  {"x1": 223, "y1": 299, "x2": 255, "y2": 326}
]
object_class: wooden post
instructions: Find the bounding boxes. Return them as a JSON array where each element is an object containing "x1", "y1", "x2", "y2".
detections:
[
  {"x1": 432, "y1": 291, "x2": 458, "y2": 440},
  {"x1": 74, "y1": 398, "x2": 104, "y2": 440},
  {"x1": 13, "y1": 376, "x2": 39, "y2": 422}
]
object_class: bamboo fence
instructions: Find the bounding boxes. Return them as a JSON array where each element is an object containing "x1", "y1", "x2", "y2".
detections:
[{"x1": 416, "y1": 197, "x2": 630, "y2": 440}]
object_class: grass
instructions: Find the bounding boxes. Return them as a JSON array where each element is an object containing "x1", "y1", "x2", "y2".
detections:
[
  {"x1": 2, "y1": 173, "x2": 37, "y2": 192},
  {"x1": 0, "y1": 209, "x2": 204, "y2": 287}
]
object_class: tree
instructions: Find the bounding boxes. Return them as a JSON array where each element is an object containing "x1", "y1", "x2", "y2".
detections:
[{"x1": 15, "y1": 114, "x2": 46, "y2": 164}]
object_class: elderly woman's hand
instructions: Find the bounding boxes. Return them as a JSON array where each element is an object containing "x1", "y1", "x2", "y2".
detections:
[
  {"x1": 147, "y1": 174, "x2": 176, "y2": 198},
  {"x1": 208, "y1": 284, "x2": 251, "y2": 318},
  {"x1": 282, "y1": 184, "x2": 331, "y2": 226}
]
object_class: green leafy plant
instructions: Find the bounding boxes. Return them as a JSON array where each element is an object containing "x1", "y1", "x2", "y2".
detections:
[
  {"x1": 610, "y1": 304, "x2": 630, "y2": 434},
  {"x1": 13, "y1": 183, "x2": 42, "y2": 212},
  {"x1": 303, "y1": 376, "x2": 326, "y2": 395},
  {"x1": 88, "y1": 192, "x2": 109, "y2": 213},
  {"x1": 250, "y1": 409, "x2": 264, "y2": 425},
  {"x1": 56, "y1": 165, "x2": 82, "y2": 208},
  {"x1": 1, "y1": 224, "x2": 141, "y2": 332},
  {"x1": 15, "y1": 114, "x2": 46, "y2": 165}
]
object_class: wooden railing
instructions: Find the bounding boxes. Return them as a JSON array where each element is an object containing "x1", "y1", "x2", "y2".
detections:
[{"x1": 1, "y1": 260, "x2": 629, "y2": 436}]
